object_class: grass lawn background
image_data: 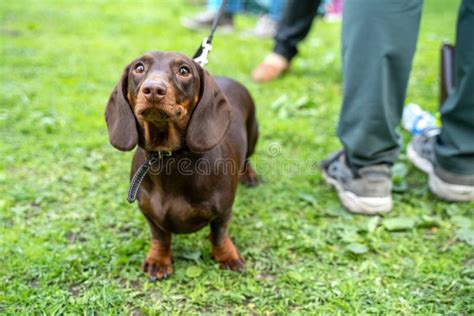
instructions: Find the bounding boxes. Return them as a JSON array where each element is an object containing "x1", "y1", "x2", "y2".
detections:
[{"x1": 1, "y1": 0, "x2": 473, "y2": 313}]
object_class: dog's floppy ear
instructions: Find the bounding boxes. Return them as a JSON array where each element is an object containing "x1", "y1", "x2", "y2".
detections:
[
  {"x1": 105, "y1": 64, "x2": 138, "y2": 151},
  {"x1": 186, "y1": 66, "x2": 231, "y2": 153}
]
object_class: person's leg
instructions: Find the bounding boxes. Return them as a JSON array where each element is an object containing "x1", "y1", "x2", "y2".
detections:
[
  {"x1": 273, "y1": 0, "x2": 321, "y2": 61},
  {"x1": 337, "y1": 0, "x2": 422, "y2": 168},
  {"x1": 409, "y1": 0, "x2": 474, "y2": 201},
  {"x1": 333, "y1": 0, "x2": 342, "y2": 13},
  {"x1": 435, "y1": 0, "x2": 474, "y2": 175},
  {"x1": 323, "y1": 0, "x2": 423, "y2": 214},
  {"x1": 182, "y1": 0, "x2": 238, "y2": 32},
  {"x1": 226, "y1": 0, "x2": 242, "y2": 14},
  {"x1": 252, "y1": 0, "x2": 320, "y2": 83},
  {"x1": 269, "y1": 0, "x2": 287, "y2": 23},
  {"x1": 252, "y1": 0, "x2": 287, "y2": 39},
  {"x1": 324, "y1": 0, "x2": 343, "y2": 22},
  {"x1": 207, "y1": 0, "x2": 220, "y2": 10},
  {"x1": 208, "y1": 0, "x2": 242, "y2": 13}
]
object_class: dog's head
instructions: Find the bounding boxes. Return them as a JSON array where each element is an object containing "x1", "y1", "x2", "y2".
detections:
[{"x1": 105, "y1": 51, "x2": 231, "y2": 153}]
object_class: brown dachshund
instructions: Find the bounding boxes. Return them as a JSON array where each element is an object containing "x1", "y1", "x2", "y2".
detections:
[{"x1": 105, "y1": 51, "x2": 259, "y2": 280}]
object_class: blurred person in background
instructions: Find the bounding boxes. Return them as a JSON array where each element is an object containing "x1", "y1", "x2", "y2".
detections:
[
  {"x1": 323, "y1": 0, "x2": 342, "y2": 22},
  {"x1": 252, "y1": 0, "x2": 287, "y2": 38},
  {"x1": 182, "y1": 0, "x2": 242, "y2": 33},
  {"x1": 252, "y1": 0, "x2": 326, "y2": 83},
  {"x1": 182, "y1": 0, "x2": 287, "y2": 37}
]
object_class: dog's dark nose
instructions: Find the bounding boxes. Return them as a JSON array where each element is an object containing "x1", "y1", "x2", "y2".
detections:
[{"x1": 142, "y1": 80, "x2": 167, "y2": 102}]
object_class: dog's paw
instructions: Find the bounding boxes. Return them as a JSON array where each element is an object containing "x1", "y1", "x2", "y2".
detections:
[
  {"x1": 211, "y1": 237, "x2": 245, "y2": 272},
  {"x1": 216, "y1": 256, "x2": 245, "y2": 272},
  {"x1": 239, "y1": 162, "x2": 260, "y2": 187},
  {"x1": 142, "y1": 258, "x2": 174, "y2": 281}
]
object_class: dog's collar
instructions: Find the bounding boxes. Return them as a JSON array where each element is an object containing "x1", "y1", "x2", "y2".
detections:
[
  {"x1": 149, "y1": 150, "x2": 172, "y2": 160},
  {"x1": 127, "y1": 151, "x2": 171, "y2": 203}
]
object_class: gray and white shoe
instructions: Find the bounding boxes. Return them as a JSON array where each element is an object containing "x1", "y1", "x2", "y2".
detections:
[
  {"x1": 408, "y1": 131, "x2": 474, "y2": 202},
  {"x1": 181, "y1": 11, "x2": 234, "y2": 33},
  {"x1": 321, "y1": 150, "x2": 393, "y2": 215},
  {"x1": 252, "y1": 15, "x2": 278, "y2": 38},
  {"x1": 406, "y1": 128, "x2": 439, "y2": 173}
]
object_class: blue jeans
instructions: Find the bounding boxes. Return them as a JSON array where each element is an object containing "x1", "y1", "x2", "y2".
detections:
[
  {"x1": 256, "y1": 0, "x2": 287, "y2": 22},
  {"x1": 208, "y1": 0, "x2": 242, "y2": 14}
]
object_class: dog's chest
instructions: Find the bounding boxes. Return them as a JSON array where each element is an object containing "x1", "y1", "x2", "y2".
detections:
[
  {"x1": 139, "y1": 186, "x2": 216, "y2": 234},
  {"x1": 134, "y1": 149, "x2": 240, "y2": 234}
]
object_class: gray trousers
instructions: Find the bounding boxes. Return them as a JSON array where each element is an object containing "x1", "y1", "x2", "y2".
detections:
[{"x1": 338, "y1": 0, "x2": 474, "y2": 175}]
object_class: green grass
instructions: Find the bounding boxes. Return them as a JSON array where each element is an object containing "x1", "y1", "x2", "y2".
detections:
[{"x1": 1, "y1": 0, "x2": 473, "y2": 314}]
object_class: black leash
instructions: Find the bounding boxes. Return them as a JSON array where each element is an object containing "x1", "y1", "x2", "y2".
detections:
[
  {"x1": 127, "y1": 151, "x2": 171, "y2": 203},
  {"x1": 193, "y1": 0, "x2": 228, "y2": 66}
]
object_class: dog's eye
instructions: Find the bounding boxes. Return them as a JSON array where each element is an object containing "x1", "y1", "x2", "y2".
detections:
[
  {"x1": 178, "y1": 66, "x2": 190, "y2": 77},
  {"x1": 134, "y1": 63, "x2": 145, "y2": 74}
]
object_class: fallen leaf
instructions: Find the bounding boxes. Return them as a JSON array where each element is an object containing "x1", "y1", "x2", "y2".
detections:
[
  {"x1": 392, "y1": 163, "x2": 408, "y2": 192},
  {"x1": 450, "y1": 216, "x2": 472, "y2": 228},
  {"x1": 417, "y1": 215, "x2": 441, "y2": 228},
  {"x1": 298, "y1": 193, "x2": 317, "y2": 206},
  {"x1": 179, "y1": 250, "x2": 202, "y2": 264},
  {"x1": 383, "y1": 218, "x2": 416, "y2": 231},
  {"x1": 185, "y1": 266, "x2": 203, "y2": 278},
  {"x1": 392, "y1": 162, "x2": 408, "y2": 178},
  {"x1": 456, "y1": 228, "x2": 474, "y2": 246},
  {"x1": 346, "y1": 243, "x2": 369, "y2": 255},
  {"x1": 366, "y1": 216, "x2": 380, "y2": 233}
]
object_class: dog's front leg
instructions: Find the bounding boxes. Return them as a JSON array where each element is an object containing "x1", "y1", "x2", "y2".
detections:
[
  {"x1": 209, "y1": 215, "x2": 245, "y2": 272},
  {"x1": 142, "y1": 218, "x2": 173, "y2": 281}
]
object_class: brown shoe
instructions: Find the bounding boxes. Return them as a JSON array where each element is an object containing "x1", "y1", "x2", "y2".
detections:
[{"x1": 251, "y1": 53, "x2": 289, "y2": 83}]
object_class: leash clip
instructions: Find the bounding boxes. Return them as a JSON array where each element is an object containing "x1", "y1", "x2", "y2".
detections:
[{"x1": 194, "y1": 37, "x2": 212, "y2": 67}]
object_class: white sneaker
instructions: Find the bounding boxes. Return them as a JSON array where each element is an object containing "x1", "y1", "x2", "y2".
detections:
[
  {"x1": 408, "y1": 132, "x2": 474, "y2": 202},
  {"x1": 252, "y1": 15, "x2": 278, "y2": 38},
  {"x1": 181, "y1": 11, "x2": 234, "y2": 33}
]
